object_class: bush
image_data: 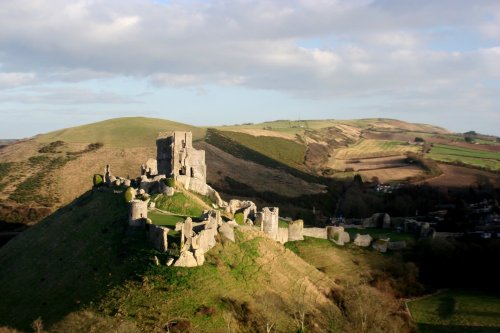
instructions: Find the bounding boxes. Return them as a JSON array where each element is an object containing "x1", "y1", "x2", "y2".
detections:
[
  {"x1": 93, "y1": 174, "x2": 103, "y2": 187},
  {"x1": 414, "y1": 137, "x2": 425, "y2": 143},
  {"x1": 124, "y1": 187, "x2": 134, "y2": 202},
  {"x1": 164, "y1": 178, "x2": 176, "y2": 188},
  {"x1": 234, "y1": 212, "x2": 244, "y2": 225}
]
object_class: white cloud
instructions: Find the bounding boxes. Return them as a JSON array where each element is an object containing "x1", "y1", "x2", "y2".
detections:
[
  {"x1": 0, "y1": 72, "x2": 36, "y2": 89},
  {"x1": 0, "y1": 0, "x2": 498, "y2": 134}
]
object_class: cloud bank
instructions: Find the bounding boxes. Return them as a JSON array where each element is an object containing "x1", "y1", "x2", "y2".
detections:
[{"x1": 0, "y1": 0, "x2": 499, "y2": 136}]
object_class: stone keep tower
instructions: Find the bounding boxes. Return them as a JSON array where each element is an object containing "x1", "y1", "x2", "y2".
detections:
[{"x1": 156, "y1": 131, "x2": 207, "y2": 184}]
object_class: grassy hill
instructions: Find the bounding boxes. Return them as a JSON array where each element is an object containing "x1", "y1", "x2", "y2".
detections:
[
  {"x1": 36, "y1": 117, "x2": 206, "y2": 148},
  {"x1": 0, "y1": 190, "x2": 350, "y2": 332}
]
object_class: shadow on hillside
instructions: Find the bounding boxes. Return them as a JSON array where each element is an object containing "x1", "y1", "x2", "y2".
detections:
[{"x1": 0, "y1": 189, "x2": 156, "y2": 331}]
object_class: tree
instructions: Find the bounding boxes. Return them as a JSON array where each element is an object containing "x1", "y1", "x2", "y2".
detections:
[
  {"x1": 93, "y1": 174, "x2": 103, "y2": 187},
  {"x1": 464, "y1": 136, "x2": 475, "y2": 143},
  {"x1": 414, "y1": 137, "x2": 425, "y2": 143},
  {"x1": 124, "y1": 187, "x2": 134, "y2": 202},
  {"x1": 353, "y1": 174, "x2": 363, "y2": 186}
]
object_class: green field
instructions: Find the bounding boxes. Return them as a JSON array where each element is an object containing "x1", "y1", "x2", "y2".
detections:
[
  {"x1": 408, "y1": 289, "x2": 500, "y2": 332},
  {"x1": 428, "y1": 144, "x2": 500, "y2": 171},
  {"x1": 148, "y1": 212, "x2": 185, "y2": 227},
  {"x1": 36, "y1": 117, "x2": 206, "y2": 148}
]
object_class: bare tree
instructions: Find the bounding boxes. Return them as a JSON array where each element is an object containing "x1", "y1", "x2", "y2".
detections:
[{"x1": 31, "y1": 317, "x2": 43, "y2": 333}]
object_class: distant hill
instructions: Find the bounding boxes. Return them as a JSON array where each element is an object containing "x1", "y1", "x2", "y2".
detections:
[{"x1": 36, "y1": 117, "x2": 206, "y2": 148}]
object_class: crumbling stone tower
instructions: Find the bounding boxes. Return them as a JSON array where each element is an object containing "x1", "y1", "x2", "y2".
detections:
[
  {"x1": 156, "y1": 131, "x2": 206, "y2": 183},
  {"x1": 256, "y1": 207, "x2": 279, "y2": 240},
  {"x1": 129, "y1": 199, "x2": 148, "y2": 226}
]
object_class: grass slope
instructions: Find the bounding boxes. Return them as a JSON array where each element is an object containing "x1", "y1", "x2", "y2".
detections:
[
  {"x1": 216, "y1": 129, "x2": 307, "y2": 169},
  {"x1": 285, "y1": 237, "x2": 414, "y2": 332},
  {"x1": 0, "y1": 190, "x2": 343, "y2": 332},
  {"x1": 0, "y1": 190, "x2": 135, "y2": 330},
  {"x1": 36, "y1": 117, "x2": 206, "y2": 148},
  {"x1": 93, "y1": 229, "x2": 342, "y2": 332}
]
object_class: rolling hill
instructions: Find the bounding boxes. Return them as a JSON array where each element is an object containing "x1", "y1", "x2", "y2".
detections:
[
  {"x1": 36, "y1": 117, "x2": 207, "y2": 148},
  {"x1": 0, "y1": 116, "x2": 499, "y2": 229}
]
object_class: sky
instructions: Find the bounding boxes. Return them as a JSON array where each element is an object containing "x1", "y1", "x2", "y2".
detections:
[{"x1": 0, "y1": 0, "x2": 499, "y2": 138}]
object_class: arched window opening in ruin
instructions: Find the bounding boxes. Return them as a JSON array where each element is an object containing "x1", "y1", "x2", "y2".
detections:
[
  {"x1": 140, "y1": 213, "x2": 143, "y2": 218},
  {"x1": 190, "y1": 167, "x2": 194, "y2": 177},
  {"x1": 182, "y1": 140, "x2": 186, "y2": 148}
]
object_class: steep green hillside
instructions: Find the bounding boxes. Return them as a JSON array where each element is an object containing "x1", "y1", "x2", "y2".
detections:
[
  {"x1": 214, "y1": 130, "x2": 307, "y2": 169},
  {"x1": 0, "y1": 190, "x2": 134, "y2": 330},
  {"x1": 36, "y1": 117, "x2": 206, "y2": 148},
  {"x1": 0, "y1": 190, "x2": 347, "y2": 332}
]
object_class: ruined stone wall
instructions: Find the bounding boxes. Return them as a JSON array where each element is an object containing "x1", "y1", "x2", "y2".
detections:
[
  {"x1": 303, "y1": 227, "x2": 327, "y2": 239},
  {"x1": 156, "y1": 134, "x2": 174, "y2": 177},
  {"x1": 276, "y1": 227, "x2": 289, "y2": 244},
  {"x1": 129, "y1": 199, "x2": 148, "y2": 226},
  {"x1": 288, "y1": 219, "x2": 304, "y2": 241},
  {"x1": 149, "y1": 225, "x2": 169, "y2": 252}
]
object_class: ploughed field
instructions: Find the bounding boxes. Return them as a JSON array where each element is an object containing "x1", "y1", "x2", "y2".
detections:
[{"x1": 325, "y1": 140, "x2": 425, "y2": 182}]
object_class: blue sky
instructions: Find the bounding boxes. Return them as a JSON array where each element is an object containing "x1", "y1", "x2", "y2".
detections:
[{"x1": 0, "y1": 0, "x2": 499, "y2": 138}]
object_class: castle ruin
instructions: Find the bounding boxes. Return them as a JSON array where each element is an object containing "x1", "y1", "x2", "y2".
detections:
[
  {"x1": 156, "y1": 131, "x2": 225, "y2": 206},
  {"x1": 157, "y1": 131, "x2": 206, "y2": 188},
  {"x1": 96, "y1": 129, "x2": 408, "y2": 269}
]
